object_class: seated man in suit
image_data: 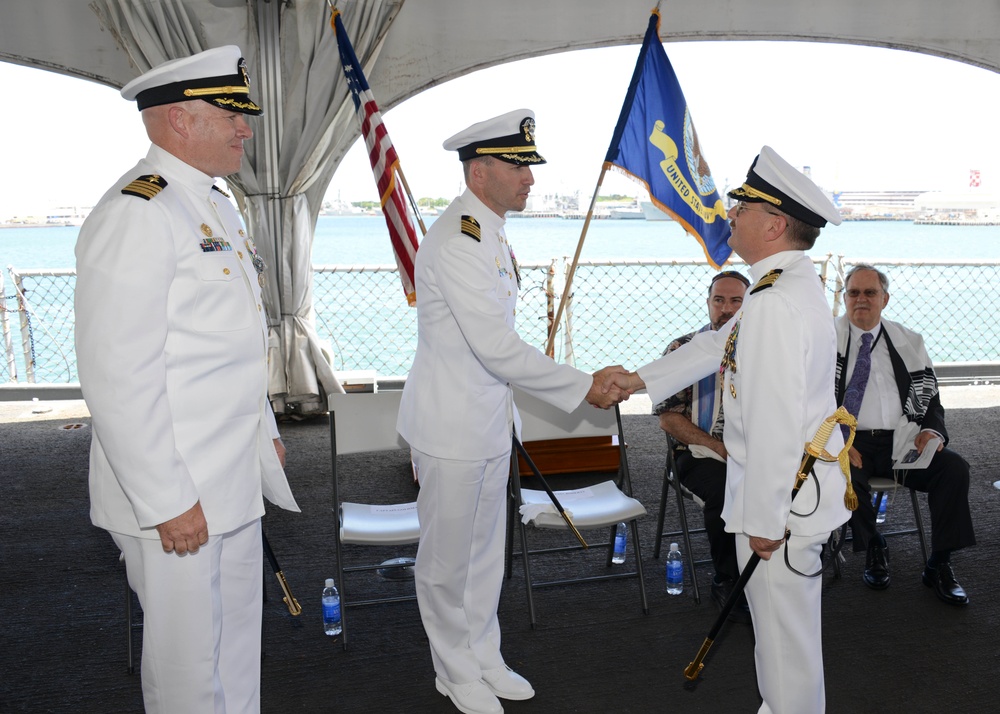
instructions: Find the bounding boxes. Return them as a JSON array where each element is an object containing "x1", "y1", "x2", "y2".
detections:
[
  {"x1": 836, "y1": 264, "x2": 975, "y2": 606},
  {"x1": 653, "y1": 270, "x2": 751, "y2": 622}
]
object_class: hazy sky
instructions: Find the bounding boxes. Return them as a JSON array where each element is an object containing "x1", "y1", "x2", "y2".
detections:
[{"x1": 2, "y1": 39, "x2": 999, "y2": 219}]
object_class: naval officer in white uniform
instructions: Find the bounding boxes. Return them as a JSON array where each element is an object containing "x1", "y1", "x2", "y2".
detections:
[
  {"x1": 396, "y1": 109, "x2": 628, "y2": 714},
  {"x1": 75, "y1": 46, "x2": 299, "y2": 714},
  {"x1": 615, "y1": 147, "x2": 851, "y2": 713}
]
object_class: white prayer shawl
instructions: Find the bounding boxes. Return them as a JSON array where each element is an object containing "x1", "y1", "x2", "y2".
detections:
[{"x1": 835, "y1": 316, "x2": 940, "y2": 459}]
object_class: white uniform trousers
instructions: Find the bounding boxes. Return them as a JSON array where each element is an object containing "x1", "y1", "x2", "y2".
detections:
[
  {"x1": 737, "y1": 532, "x2": 828, "y2": 714},
  {"x1": 412, "y1": 448, "x2": 510, "y2": 685},
  {"x1": 113, "y1": 519, "x2": 263, "y2": 714}
]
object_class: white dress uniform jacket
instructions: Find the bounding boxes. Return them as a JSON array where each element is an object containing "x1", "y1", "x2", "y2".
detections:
[
  {"x1": 640, "y1": 250, "x2": 850, "y2": 713},
  {"x1": 397, "y1": 189, "x2": 591, "y2": 456},
  {"x1": 76, "y1": 144, "x2": 299, "y2": 539},
  {"x1": 638, "y1": 250, "x2": 849, "y2": 540}
]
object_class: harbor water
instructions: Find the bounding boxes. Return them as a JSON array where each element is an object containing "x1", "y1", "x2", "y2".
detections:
[
  {"x1": 4, "y1": 214, "x2": 999, "y2": 268},
  {"x1": 3, "y1": 216, "x2": 999, "y2": 383}
]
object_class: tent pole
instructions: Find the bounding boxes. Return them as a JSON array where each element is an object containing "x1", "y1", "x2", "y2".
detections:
[
  {"x1": 544, "y1": 165, "x2": 607, "y2": 358},
  {"x1": 254, "y1": 0, "x2": 288, "y2": 408},
  {"x1": 254, "y1": 0, "x2": 285, "y2": 285}
]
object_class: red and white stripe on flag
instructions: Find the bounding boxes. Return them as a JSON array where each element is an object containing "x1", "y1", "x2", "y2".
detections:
[
  {"x1": 333, "y1": 8, "x2": 421, "y2": 305},
  {"x1": 355, "y1": 91, "x2": 420, "y2": 305},
  {"x1": 970, "y1": 169, "x2": 981, "y2": 188}
]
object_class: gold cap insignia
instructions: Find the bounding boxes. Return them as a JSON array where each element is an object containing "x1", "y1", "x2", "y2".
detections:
[{"x1": 521, "y1": 117, "x2": 536, "y2": 143}]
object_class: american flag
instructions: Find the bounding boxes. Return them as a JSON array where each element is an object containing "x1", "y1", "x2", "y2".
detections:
[{"x1": 332, "y1": 10, "x2": 420, "y2": 305}]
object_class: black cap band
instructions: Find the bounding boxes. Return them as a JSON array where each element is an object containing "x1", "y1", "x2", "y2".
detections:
[
  {"x1": 457, "y1": 132, "x2": 547, "y2": 164},
  {"x1": 134, "y1": 60, "x2": 262, "y2": 115},
  {"x1": 727, "y1": 155, "x2": 827, "y2": 227}
]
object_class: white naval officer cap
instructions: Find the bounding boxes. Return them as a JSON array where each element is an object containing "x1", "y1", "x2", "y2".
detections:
[
  {"x1": 443, "y1": 109, "x2": 546, "y2": 165},
  {"x1": 120, "y1": 45, "x2": 263, "y2": 116},
  {"x1": 728, "y1": 145, "x2": 841, "y2": 228}
]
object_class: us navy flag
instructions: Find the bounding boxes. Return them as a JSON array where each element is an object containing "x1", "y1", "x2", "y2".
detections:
[{"x1": 604, "y1": 10, "x2": 731, "y2": 268}]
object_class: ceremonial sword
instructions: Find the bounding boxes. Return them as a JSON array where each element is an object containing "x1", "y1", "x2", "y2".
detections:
[
  {"x1": 512, "y1": 436, "x2": 589, "y2": 548},
  {"x1": 262, "y1": 530, "x2": 302, "y2": 616},
  {"x1": 684, "y1": 406, "x2": 858, "y2": 682}
]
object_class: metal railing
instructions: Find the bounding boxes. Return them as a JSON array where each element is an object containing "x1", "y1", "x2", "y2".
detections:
[
  {"x1": 5, "y1": 258, "x2": 1000, "y2": 385},
  {"x1": 2, "y1": 267, "x2": 77, "y2": 384}
]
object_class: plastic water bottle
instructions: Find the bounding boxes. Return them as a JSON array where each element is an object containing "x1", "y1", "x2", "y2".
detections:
[
  {"x1": 322, "y1": 578, "x2": 342, "y2": 636},
  {"x1": 874, "y1": 492, "x2": 888, "y2": 524},
  {"x1": 666, "y1": 542, "x2": 684, "y2": 595},
  {"x1": 612, "y1": 522, "x2": 627, "y2": 564}
]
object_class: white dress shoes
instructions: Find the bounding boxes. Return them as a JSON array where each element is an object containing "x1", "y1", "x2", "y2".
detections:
[
  {"x1": 435, "y1": 676, "x2": 503, "y2": 714},
  {"x1": 481, "y1": 665, "x2": 535, "y2": 701}
]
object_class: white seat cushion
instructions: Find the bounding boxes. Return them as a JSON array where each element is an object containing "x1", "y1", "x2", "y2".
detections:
[
  {"x1": 520, "y1": 480, "x2": 646, "y2": 529},
  {"x1": 869, "y1": 475, "x2": 903, "y2": 490},
  {"x1": 340, "y1": 501, "x2": 420, "y2": 545}
]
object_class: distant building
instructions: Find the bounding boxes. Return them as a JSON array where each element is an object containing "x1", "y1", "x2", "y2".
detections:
[
  {"x1": 828, "y1": 189, "x2": 1000, "y2": 224},
  {"x1": 831, "y1": 190, "x2": 926, "y2": 220},
  {"x1": 914, "y1": 191, "x2": 1000, "y2": 225}
]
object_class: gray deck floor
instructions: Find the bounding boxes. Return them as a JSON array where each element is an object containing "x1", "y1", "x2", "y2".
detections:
[{"x1": 2, "y1": 392, "x2": 998, "y2": 713}]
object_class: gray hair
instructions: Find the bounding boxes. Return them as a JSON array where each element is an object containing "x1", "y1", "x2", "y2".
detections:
[{"x1": 844, "y1": 263, "x2": 890, "y2": 292}]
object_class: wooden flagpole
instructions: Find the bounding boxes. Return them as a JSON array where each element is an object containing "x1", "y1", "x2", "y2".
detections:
[
  {"x1": 396, "y1": 165, "x2": 428, "y2": 236},
  {"x1": 545, "y1": 165, "x2": 608, "y2": 357}
]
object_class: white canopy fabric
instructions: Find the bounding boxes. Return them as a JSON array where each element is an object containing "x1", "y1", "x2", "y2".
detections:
[
  {"x1": 2, "y1": 0, "x2": 999, "y2": 412},
  {"x1": 85, "y1": 0, "x2": 412, "y2": 414}
]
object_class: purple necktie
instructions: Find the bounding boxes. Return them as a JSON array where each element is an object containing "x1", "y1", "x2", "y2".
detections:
[{"x1": 842, "y1": 332, "x2": 873, "y2": 438}]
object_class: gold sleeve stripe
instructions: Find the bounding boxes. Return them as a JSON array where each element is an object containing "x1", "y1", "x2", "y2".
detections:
[
  {"x1": 460, "y1": 215, "x2": 481, "y2": 242},
  {"x1": 750, "y1": 268, "x2": 783, "y2": 294},
  {"x1": 121, "y1": 175, "x2": 167, "y2": 201}
]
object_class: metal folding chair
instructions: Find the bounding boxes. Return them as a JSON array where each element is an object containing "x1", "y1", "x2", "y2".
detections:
[
  {"x1": 505, "y1": 388, "x2": 648, "y2": 628},
  {"x1": 653, "y1": 435, "x2": 712, "y2": 603},
  {"x1": 869, "y1": 472, "x2": 929, "y2": 562},
  {"x1": 328, "y1": 391, "x2": 420, "y2": 650}
]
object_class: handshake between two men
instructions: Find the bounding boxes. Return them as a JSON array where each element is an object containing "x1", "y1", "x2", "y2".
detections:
[{"x1": 584, "y1": 365, "x2": 645, "y2": 410}]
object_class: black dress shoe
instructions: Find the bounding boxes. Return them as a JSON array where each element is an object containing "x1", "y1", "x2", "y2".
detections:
[
  {"x1": 710, "y1": 578, "x2": 752, "y2": 624},
  {"x1": 863, "y1": 541, "x2": 890, "y2": 590},
  {"x1": 922, "y1": 562, "x2": 970, "y2": 606}
]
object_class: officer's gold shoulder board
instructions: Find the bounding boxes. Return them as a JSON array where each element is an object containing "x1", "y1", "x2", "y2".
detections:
[
  {"x1": 212, "y1": 184, "x2": 231, "y2": 198},
  {"x1": 121, "y1": 174, "x2": 167, "y2": 201},
  {"x1": 460, "y1": 215, "x2": 481, "y2": 242},
  {"x1": 750, "y1": 268, "x2": 783, "y2": 294}
]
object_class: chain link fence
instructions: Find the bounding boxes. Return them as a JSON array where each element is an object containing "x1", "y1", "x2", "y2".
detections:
[
  {"x1": 4, "y1": 258, "x2": 1000, "y2": 384},
  {"x1": 2, "y1": 268, "x2": 77, "y2": 384}
]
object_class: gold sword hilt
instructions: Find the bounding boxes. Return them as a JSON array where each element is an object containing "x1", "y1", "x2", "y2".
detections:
[{"x1": 796, "y1": 406, "x2": 859, "y2": 510}]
